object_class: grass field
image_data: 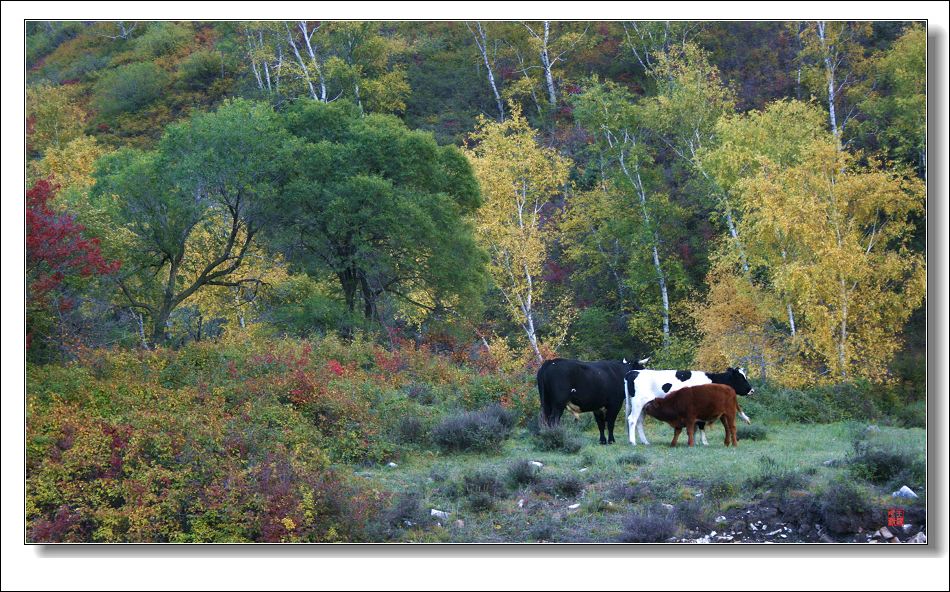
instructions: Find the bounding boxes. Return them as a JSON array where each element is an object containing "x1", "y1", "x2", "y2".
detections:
[{"x1": 358, "y1": 418, "x2": 927, "y2": 543}]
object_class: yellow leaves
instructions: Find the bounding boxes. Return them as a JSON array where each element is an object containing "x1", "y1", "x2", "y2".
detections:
[
  {"x1": 26, "y1": 84, "x2": 87, "y2": 155},
  {"x1": 466, "y1": 106, "x2": 572, "y2": 355},
  {"x1": 29, "y1": 135, "x2": 107, "y2": 191}
]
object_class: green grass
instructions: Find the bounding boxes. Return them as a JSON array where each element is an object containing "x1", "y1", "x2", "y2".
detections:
[{"x1": 356, "y1": 419, "x2": 926, "y2": 542}]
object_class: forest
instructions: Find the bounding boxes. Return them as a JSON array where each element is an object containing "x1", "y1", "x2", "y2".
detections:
[{"x1": 24, "y1": 20, "x2": 928, "y2": 544}]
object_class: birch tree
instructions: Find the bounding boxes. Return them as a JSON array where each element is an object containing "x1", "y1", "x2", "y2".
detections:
[
  {"x1": 466, "y1": 106, "x2": 571, "y2": 363},
  {"x1": 466, "y1": 21, "x2": 506, "y2": 120},
  {"x1": 572, "y1": 80, "x2": 675, "y2": 346},
  {"x1": 521, "y1": 21, "x2": 589, "y2": 108},
  {"x1": 737, "y1": 138, "x2": 925, "y2": 381}
]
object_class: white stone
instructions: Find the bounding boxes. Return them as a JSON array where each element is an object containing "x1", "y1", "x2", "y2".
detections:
[
  {"x1": 568, "y1": 503, "x2": 581, "y2": 510},
  {"x1": 715, "y1": 516, "x2": 727, "y2": 523},
  {"x1": 892, "y1": 485, "x2": 918, "y2": 499},
  {"x1": 430, "y1": 509, "x2": 450, "y2": 519},
  {"x1": 579, "y1": 467, "x2": 589, "y2": 473},
  {"x1": 387, "y1": 462, "x2": 398, "y2": 468},
  {"x1": 518, "y1": 498, "x2": 525, "y2": 508},
  {"x1": 529, "y1": 461, "x2": 544, "y2": 468}
]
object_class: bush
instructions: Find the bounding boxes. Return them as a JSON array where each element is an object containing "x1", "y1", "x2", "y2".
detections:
[
  {"x1": 431, "y1": 405, "x2": 514, "y2": 454},
  {"x1": 506, "y1": 460, "x2": 540, "y2": 488},
  {"x1": 744, "y1": 455, "x2": 808, "y2": 499},
  {"x1": 847, "y1": 439, "x2": 925, "y2": 488},
  {"x1": 179, "y1": 50, "x2": 223, "y2": 89},
  {"x1": 533, "y1": 425, "x2": 583, "y2": 454},
  {"x1": 619, "y1": 511, "x2": 678, "y2": 543},
  {"x1": 534, "y1": 474, "x2": 584, "y2": 498},
  {"x1": 374, "y1": 493, "x2": 426, "y2": 540},
  {"x1": 461, "y1": 469, "x2": 505, "y2": 511},
  {"x1": 813, "y1": 477, "x2": 876, "y2": 535},
  {"x1": 133, "y1": 22, "x2": 191, "y2": 57},
  {"x1": 736, "y1": 423, "x2": 768, "y2": 441},
  {"x1": 611, "y1": 481, "x2": 654, "y2": 503},
  {"x1": 391, "y1": 416, "x2": 428, "y2": 446},
  {"x1": 673, "y1": 499, "x2": 712, "y2": 531},
  {"x1": 617, "y1": 452, "x2": 647, "y2": 466},
  {"x1": 93, "y1": 62, "x2": 168, "y2": 117}
]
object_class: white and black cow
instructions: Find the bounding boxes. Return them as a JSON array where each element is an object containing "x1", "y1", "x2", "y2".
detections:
[
  {"x1": 623, "y1": 367, "x2": 754, "y2": 446},
  {"x1": 538, "y1": 357, "x2": 649, "y2": 445}
]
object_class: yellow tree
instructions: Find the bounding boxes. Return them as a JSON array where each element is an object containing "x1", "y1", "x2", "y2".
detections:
[
  {"x1": 466, "y1": 106, "x2": 570, "y2": 363},
  {"x1": 738, "y1": 139, "x2": 925, "y2": 381}
]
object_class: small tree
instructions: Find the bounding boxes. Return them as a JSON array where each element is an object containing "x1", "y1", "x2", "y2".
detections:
[{"x1": 26, "y1": 179, "x2": 120, "y2": 354}]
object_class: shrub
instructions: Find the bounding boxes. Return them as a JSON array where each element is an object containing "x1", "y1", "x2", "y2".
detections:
[
  {"x1": 610, "y1": 481, "x2": 653, "y2": 503},
  {"x1": 374, "y1": 493, "x2": 426, "y2": 540},
  {"x1": 673, "y1": 499, "x2": 712, "y2": 531},
  {"x1": 461, "y1": 469, "x2": 505, "y2": 511},
  {"x1": 391, "y1": 416, "x2": 428, "y2": 446},
  {"x1": 736, "y1": 423, "x2": 768, "y2": 441},
  {"x1": 617, "y1": 452, "x2": 647, "y2": 466},
  {"x1": 133, "y1": 22, "x2": 191, "y2": 57},
  {"x1": 431, "y1": 405, "x2": 514, "y2": 454},
  {"x1": 178, "y1": 49, "x2": 222, "y2": 89},
  {"x1": 533, "y1": 425, "x2": 583, "y2": 454},
  {"x1": 744, "y1": 455, "x2": 808, "y2": 499},
  {"x1": 813, "y1": 477, "x2": 876, "y2": 535},
  {"x1": 534, "y1": 474, "x2": 584, "y2": 498},
  {"x1": 93, "y1": 62, "x2": 168, "y2": 117},
  {"x1": 619, "y1": 511, "x2": 678, "y2": 543},
  {"x1": 705, "y1": 477, "x2": 739, "y2": 506},
  {"x1": 506, "y1": 460, "x2": 540, "y2": 488},
  {"x1": 847, "y1": 439, "x2": 925, "y2": 488}
]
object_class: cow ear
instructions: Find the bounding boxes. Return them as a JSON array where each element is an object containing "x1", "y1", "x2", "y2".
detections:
[
  {"x1": 639, "y1": 357, "x2": 650, "y2": 365},
  {"x1": 623, "y1": 358, "x2": 628, "y2": 364}
]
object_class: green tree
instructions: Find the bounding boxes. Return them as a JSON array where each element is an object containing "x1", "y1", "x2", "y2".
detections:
[
  {"x1": 91, "y1": 99, "x2": 296, "y2": 343},
  {"x1": 274, "y1": 100, "x2": 486, "y2": 324},
  {"x1": 857, "y1": 24, "x2": 926, "y2": 175}
]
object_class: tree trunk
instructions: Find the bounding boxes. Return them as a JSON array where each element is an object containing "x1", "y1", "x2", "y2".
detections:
[
  {"x1": 470, "y1": 22, "x2": 505, "y2": 121},
  {"x1": 817, "y1": 21, "x2": 841, "y2": 147},
  {"x1": 838, "y1": 278, "x2": 849, "y2": 378},
  {"x1": 540, "y1": 21, "x2": 557, "y2": 107}
]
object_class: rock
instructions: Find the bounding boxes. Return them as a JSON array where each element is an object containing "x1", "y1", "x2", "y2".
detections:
[
  {"x1": 766, "y1": 529, "x2": 783, "y2": 536},
  {"x1": 715, "y1": 515, "x2": 727, "y2": 523},
  {"x1": 568, "y1": 503, "x2": 581, "y2": 510},
  {"x1": 386, "y1": 462, "x2": 398, "y2": 468},
  {"x1": 892, "y1": 485, "x2": 918, "y2": 499},
  {"x1": 695, "y1": 535, "x2": 711, "y2": 544},
  {"x1": 579, "y1": 467, "x2": 589, "y2": 473},
  {"x1": 887, "y1": 537, "x2": 902, "y2": 543},
  {"x1": 876, "y1": 527, "x2": 894, "y2": 540},
  {"x1": 430, "y1": 509, "x2": 450, "y2": 520},
  {"x1": 907, "y1": 532, "x2": 927, "y2": 544},
  {"x1": 529, "y1": 461, "x2": 544, "y2": 468},
  {"x1": 902, "y1": 524, "x2": 914, "y2": 533},
  {"x1": 518, "y1": 498, "x2": 525, "y2": 508},
  {"x1": 710, "y1": 530, "x2": 717, "y2": 537},
  {"x1": 865, "y1": 424, "x2": 880, "y2": 433},
  {"x1": 661, "y1": 503, "x2": 675, "y2": 511},
  {"x1": 823, "y1": 459, "x2": 835, "y2": 466},
  {"x1": 454, "y1": 519, "x2": 465, "y2": 528}
]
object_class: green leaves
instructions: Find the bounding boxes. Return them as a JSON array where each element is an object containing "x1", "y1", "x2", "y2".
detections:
[{"x1": 273, "y1": 99, "x2": 487, "y2": 322}]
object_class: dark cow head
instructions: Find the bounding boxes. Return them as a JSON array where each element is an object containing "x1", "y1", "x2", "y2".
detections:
[
  {"x1": 623, "y1": 357, "x2": 649, "y2": 371},
  {"x1": 723, "y1": 367, "x2": 754, "y2": 396}
]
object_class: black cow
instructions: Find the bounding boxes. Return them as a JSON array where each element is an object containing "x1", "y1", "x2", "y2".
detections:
[{"x1": 537, "y1": 357, "x2": 648, "y2": 445}]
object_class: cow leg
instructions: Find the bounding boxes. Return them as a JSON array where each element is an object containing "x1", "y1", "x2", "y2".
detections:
[
  {"x1": 593, "y1": 408, "x2": 607, "y2": 445},
  {"x1": 696, "y1": 420, "x2": 708, "y2": 446},
  {"x1": 686, "y1": 422, "x2": 695, "y2": 447},
  {"x1": 627, "y1": 398, "x2": 651, "y2": 446},
  {"x1": 730, "y1": 414, "x2": 738, "y2": 447},
  {"x1": 637, "y1": 413, "x2": 651, "y2": 446},
  {"x1": 605, "y1": 403, "x2": 621, "y2": 444},
  {"x1": 670, "y1": 427, "x2": 682, "y2": 447},
  {"x1": 720, "y1": 416, "x2": 730, "y2": 446}
]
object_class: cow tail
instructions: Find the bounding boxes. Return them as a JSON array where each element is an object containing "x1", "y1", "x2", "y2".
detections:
[
  {"x1": 537, "y1": 371, "x2": 548, "y2": 428},
  {"x1": 624, "y1": 374, "x2": 632, "y2": 423}
]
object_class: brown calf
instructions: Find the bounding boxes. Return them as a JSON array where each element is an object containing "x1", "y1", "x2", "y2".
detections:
[{"x1": 641, "y1": 383, "x2": 740, "y2": 447}]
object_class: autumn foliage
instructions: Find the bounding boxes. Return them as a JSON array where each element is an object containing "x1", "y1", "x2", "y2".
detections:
[{"x1": 26, "y1": 179, "x2": 119, "y2": 313}]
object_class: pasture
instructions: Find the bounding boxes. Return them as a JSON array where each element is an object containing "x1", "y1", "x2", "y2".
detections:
[{"x1": 25, "y1": 336, "x2": 927, "y2": 543}]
